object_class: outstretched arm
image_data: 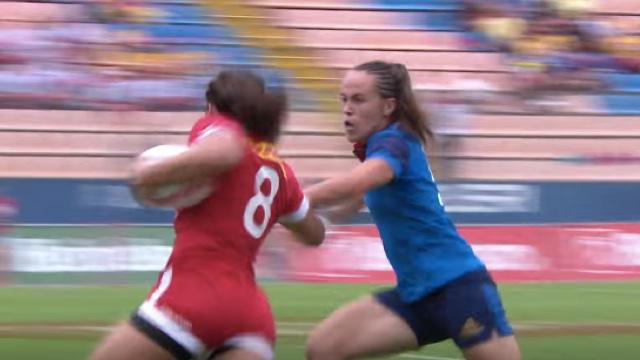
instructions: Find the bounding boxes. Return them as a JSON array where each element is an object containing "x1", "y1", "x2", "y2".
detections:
[
  {"x1": 280, "y1": 207, "x2": 327, "y2": 247},
  {"x1": 305, "y1": 159, "x2": 394, "y2": 208},
  {"x1": 319, "y1": 196, "x2": 365, "y2": 224}
]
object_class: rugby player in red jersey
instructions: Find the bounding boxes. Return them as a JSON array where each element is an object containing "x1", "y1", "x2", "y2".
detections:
[{"x1": 89, "y1": 70, "x2": 326, "y2": 360}]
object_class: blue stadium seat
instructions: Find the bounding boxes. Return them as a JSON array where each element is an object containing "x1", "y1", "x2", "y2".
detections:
[
  {"x1": 460, "y1": 31, "x2": 497, "y2": 51},
  {"x1": 602, "y1": 73, "x2": 640, "y2": 93},
  {"x1": 107, "y1": 23, "x2": 227, "y2": 40},
  {"x1": 601, "y1": 94, "x2": 640, "y2": 115},
  {"x1": 411, "y1": 11, "x2": 463, "y2": 31},
  {"x1": 369, "y1": 0, "x2": 463, "y2": 30},
  {"x1": 373, "y1": 0, "x2": 462, "y2": 11},
  {"x1": 152, "y1": 4, "x2": 208, "y2": 22}
]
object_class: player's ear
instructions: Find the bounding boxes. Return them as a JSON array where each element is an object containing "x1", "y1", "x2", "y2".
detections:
[{"x1": 383, "y1": 98, "x2": 396, "y2": 118}]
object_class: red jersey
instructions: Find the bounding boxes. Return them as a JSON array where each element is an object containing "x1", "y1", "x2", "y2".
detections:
[
  {"x1": 171, "y1": 113, "x2": 307, "y2": 276},
  {"x1": 135, "y1": 114, "x2": 308, "y2": 358}
]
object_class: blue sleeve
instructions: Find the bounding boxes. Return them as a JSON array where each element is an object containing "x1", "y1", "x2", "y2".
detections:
[{"x1": 366, "y1": 132, "x2": 410, "y2": 177}]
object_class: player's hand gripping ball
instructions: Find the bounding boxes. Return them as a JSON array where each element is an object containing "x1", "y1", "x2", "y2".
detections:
[{"x1": 131, "y1": 144, "x2": 212, "y2": 209}]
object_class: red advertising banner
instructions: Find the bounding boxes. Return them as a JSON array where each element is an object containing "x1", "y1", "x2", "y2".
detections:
[{"x1": 283, "y1": 223, "x2": 640, "y2": 283}]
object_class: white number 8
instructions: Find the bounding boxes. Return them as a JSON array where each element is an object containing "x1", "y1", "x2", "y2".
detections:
[{"x1": 243, "y1": 166, "x2": 280, "y2": 238}]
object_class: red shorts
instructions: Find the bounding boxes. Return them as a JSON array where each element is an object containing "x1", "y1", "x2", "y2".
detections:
[{"x1": 131, "y1": 265, "x2": 275, "y2": 360}]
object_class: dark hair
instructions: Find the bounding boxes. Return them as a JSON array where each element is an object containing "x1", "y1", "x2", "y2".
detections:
[
  {"x1": 205, "y1": 70, "x2": 287, "y2": 143},
  {"x1": 354, "y1": 61, "x2": 432, "y2": 144}
]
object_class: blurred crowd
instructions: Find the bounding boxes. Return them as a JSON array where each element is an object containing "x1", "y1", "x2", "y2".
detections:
[
  {"x1": 1, "y1": 1, "x2": 638, "y2": 114},
  {"x1": 0, "y1": 1, "x2": 215, "y2": 111},
  {"x1": 461, "y1": 0, "x2": 640, "y2": 112}
]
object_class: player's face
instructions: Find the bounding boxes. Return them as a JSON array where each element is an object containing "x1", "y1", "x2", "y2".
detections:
[{"x1": 340, "y1": 70, "x2": 394, "y2": 143}]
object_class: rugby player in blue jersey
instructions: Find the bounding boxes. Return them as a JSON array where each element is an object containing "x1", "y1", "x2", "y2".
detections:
[{"x1": 305, "y1": 61, "x2": 520, "y2": 360}]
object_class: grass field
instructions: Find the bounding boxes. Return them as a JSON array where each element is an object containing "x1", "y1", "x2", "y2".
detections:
[
  {"x1": 2, "y1": 226, "x2": 640, "y2": 359},
  {"x1": 1, "y1": 281, "x2": 639, "y2": 360}
]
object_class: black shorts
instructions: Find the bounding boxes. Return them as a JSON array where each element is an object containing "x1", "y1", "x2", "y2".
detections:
[{"x1": 374, "y1": 268, "x2": 513, "y2": 349}]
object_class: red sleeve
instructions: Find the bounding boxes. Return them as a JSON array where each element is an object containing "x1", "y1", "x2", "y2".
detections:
[
  {"x1": 277, "y1": 162, "x2": 309, "y2": 224},
  {"x1": 188, "y1": 114, "x2": 244, "y2": 146}
]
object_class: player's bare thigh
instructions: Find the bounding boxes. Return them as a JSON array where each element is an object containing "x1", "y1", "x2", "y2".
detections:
[
  {"x1": 88, "y1": 322, "x2": 175, "y2": 360},
  {"x1": 305, "y1": 295, "x2": 418, "y2": 360},
  {"x1": 462, "y1": 333, "x2": 520, "y2": 360}
]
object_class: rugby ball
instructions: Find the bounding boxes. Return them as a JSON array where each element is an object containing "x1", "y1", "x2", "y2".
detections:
[{"x1": 132, "y1": 144, "x2": 212, "y2": 209}]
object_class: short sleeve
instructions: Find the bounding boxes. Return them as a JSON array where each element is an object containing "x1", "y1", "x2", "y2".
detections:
[
  {"x1": 277, "y1": 163, "x2": 310, "y2": 224},
  {"x1": 194, "y1": 124, "x2": 234, "y2": 144},
  {"x1": 366, "y1": 132, "x2": 410, "y2": 177},
  {"x1": 188, "y1": 115, "x2": 242, "y2": 146}
]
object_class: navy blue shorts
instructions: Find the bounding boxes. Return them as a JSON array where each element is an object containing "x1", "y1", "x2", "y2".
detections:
[{"x1": 374, "y1": 268, "x2": 513, "y2": 349}]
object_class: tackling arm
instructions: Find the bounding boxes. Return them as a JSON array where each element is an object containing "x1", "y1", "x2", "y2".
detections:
[
  {"x1": 305, "y1": 158, "x2": 394, "y2": 208},
  {"x1": 280, "y1": 207, "x2": 326, "y2": 247}
]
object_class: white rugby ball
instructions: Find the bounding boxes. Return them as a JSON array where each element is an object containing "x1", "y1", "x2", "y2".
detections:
[{"x1": 133, "y1": 144, "x2": 212, "y2": 209}]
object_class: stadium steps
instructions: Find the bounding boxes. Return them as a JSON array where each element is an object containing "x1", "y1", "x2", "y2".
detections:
[
  {"x1": 593, "y1": 0, "x2": 640, "y2": 14},
  {"x1": 247, "y1": 1, "x2": 506, "y2": 88},
  {"x1": 6, "y1": 152, "x2": 640, "y2": 180},
  {"x1": 0, "y1": 110, "x2": 342, "y2": 134},
  {"x1": 199, "y1": 0, "x2": 340, "y2": 111},
  {"x1": 453, "y1": 158, "x2": 640, "y2": 180},
  {"x1": 9, "y1": 111, "x2": 640, "y2": 138},
  {"x1": 289, "y1": 29, "x2": 466, "y2": 51},
  {"x1": 3, "y1": 111, "x2": 640, "y2": 180},
  {"x1": 1, "y1": 1, "x2": 82, "y2": 21},
  {"x1": 452, "y1": 137, "x2": 640, "y2": 157},
  {"x1": 466, "y1": 114, "x2": 640, "y2": 137},
  {"x1": 7, "y1": 132, "x2": 639, "y2": 162},
  {"x1": 0, "y1": 131, "x2": 352, "y2": 157},
  {"x1": 321, "y1": 49, "x2": 504, "y2": 72}
]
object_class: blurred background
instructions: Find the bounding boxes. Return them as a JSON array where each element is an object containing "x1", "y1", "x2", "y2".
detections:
[{"x1": 0, "y1": 0, "x2": 639, "y2": 359}]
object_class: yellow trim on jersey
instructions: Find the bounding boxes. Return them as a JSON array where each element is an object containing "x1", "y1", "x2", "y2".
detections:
[{"x1": 251, "y1": 141, "x2": 287, "y2": 179}]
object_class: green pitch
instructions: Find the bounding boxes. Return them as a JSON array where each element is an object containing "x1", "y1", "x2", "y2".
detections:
[
  {"x1": 0, "y1": 282, "x2": 639, "y2": 360},
  {"x1": 3, "y1": 226, "x2": 640, "y2": 359}
]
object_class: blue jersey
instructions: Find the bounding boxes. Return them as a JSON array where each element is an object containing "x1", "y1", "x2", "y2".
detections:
[{"x1": 363, "y1": 123, "x2": 485, "y2": 302}]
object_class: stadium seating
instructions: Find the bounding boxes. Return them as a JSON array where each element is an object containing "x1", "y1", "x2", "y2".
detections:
[
  {"x1": 594, "y1": 0, "x2": 640, "y2": 13},
  {"x1": 601, "y1": 95, "x2": 640, "y2": 115},
  {"x1": 1, "y1": 0, "x2": 640, "y2": 182},
  {"x1": 1, "y1": 1, "x2": 82, "y2": 21},
  {"x1": 2, "y1": 109, "x2": 640, "y2": 180},
  {"x1": 0, "y1": 109, "x2": 348, "y2": 179},
  {"x1": 603, "y1": 74, "x2": 640, "y2": 93},
  {"x1": 293, "y1": 29, "x2": 464, "y2": 51}
]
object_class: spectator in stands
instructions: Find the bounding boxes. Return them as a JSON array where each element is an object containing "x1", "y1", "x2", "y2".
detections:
[
  {"x1": 463, "y1": 0, "x2": 640, "y2": 113},
  {"x1": 603, "y1": 30, "x2": 640, "y2": 73},
  {"x1": 461, "y1": 0, "x2": 527, "y2": 52},
  {"x1": 505, "y1": 4, "x2": 607, "y2": 112},
  {"x1": 548, "y1": 0, "x2": 594, "y2": 17}
]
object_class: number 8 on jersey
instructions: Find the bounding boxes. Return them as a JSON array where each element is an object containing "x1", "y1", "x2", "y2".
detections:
[{"x1": 243, "y1": 166, "x2": 280, "y2": 238}]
